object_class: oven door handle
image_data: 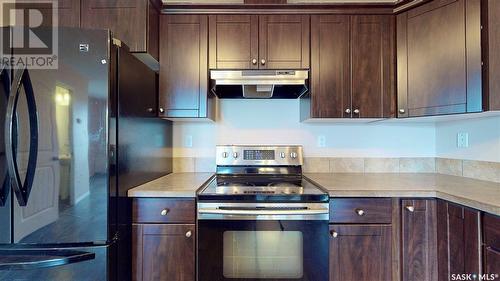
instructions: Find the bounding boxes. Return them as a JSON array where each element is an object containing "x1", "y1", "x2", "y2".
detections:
[{"x1": 198, "y1": 208, "x2": 329, "y2": 216}]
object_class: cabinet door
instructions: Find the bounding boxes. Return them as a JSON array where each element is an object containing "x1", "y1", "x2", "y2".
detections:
[
  {"x1": 401, "y1": 199, "x2": 438, "y2": 281},
  {"x1": 159, "y1": 15, "x2": 209, "y2": 118},
  {"x1": 132, "y1": 224, "x2": 195, "y2": 281},
  {"x1": 397, "y1": 0, "x2": 481, "y2": 117},
  {"x1": 351, "y1": 15, "x2": 395, "y2": 118},
  {"x1": 329, "y1": 225, "x2": 392, "y2": 281},
  {"x1": 81, "y1": 0, "x2": 150, "y2": 54},
  {"x1": 437, "y1": 200, "x2": 480, "y2": 280},
  {"x1": 209, "y1": 15, "x2": 258, "y2": 69},
  {"x1": 17, "y1": 0, "x2": 80, "y2": 28},
  {"x1": 483, "y1": 214, "x2": 500, "y2": 275},
  {"x1": 258, "y1": 15, "x2": 310, "y2": 69},
  {"x1": 309, "y1": 15, "x2": 350, "y2": 118}
]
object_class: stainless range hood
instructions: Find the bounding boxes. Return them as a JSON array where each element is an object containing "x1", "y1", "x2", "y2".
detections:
[{"x1": 210, "y1": 70, "x2": 309, "y2": 99}]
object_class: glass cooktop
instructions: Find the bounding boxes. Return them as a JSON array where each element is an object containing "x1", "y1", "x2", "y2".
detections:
[{"x1": 197, "y1": 175, "x2": 328, "y2": 202}]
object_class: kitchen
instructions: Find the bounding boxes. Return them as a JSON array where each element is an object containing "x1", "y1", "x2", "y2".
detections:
[{"x1": 0, "y1": 0, "x2": 499, "y2": 280}]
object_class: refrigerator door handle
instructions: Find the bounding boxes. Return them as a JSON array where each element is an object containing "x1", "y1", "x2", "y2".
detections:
[
  {"x1": 0, "y1": 249, "x2": 96, "y2": 270},
  {"x1": 5, "y1": 68, "x2": 38, "y2": 206},
  {"x1": 0, "y1": 67, "x2": 10, "y2": 206}
]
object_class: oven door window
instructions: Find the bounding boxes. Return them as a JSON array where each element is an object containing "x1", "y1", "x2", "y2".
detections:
[{"x1": 223, "y1": 231, "x2": 303, "y2": 279}]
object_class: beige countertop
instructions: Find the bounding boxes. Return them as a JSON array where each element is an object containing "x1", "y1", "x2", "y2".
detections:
[
  {"x1": 127, "y1": 173, "x2": 214, "y2": 197},
  {"x1": 305, "y1": 173, "x2": 500, "y2": 216},
  {"x1": 127, "y1": 172, "x2": 500, "y2": 216}
]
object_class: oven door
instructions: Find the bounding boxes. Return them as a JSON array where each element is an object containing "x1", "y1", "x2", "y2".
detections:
[{"x1": 197, "y1": 203, "x2": 329, "y2": 281}]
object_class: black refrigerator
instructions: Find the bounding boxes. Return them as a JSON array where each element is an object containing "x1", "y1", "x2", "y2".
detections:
[{"x1": 0, "y1": 28, "x2": 172, "y2": 280}]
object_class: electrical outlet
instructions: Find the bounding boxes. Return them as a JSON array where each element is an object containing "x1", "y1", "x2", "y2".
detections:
[
  {"x1": 457, "y1": 132, "x2": 469, "y2": 148},
  {"x1": 184, "y1": 135, "x2": 193, "y2": 148},
  {"x1": 317, "y1": 135, "x2": 326, "y2": 148}
]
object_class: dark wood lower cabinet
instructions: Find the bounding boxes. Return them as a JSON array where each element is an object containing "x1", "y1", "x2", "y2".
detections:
[
  {"x1": 483, "y1": 214, "x2": 500, "y2": 276},
  {"x1": 329, "y1": 224, "x2": 392, "y2": 281},
  {"x1": 437, "y1": 200, "x2": 481, "y2": 280},
  {"x1": 132, "y1": 224, "x2": 195, "y2": 281},
  {"x1": 401, "y1": 199, "x2": 438, "y2": 281}
]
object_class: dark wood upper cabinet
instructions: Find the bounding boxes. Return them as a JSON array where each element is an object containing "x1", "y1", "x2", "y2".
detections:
[
  {"x1": 351, "y1": 15, "x2": 395, "y2": 118},
  {"x1": 437, "y1": 200, "x2": 481, "y2": 280},
  {"x1": 208, "y1": 14, "x2": 309, "y2": 70},
  {"x1": 57, "y1": 0, "x2": 81, "y2": 27},
  {"x1": 17, "y1": 0, "x2": 80, "y2": 28},
  {"x1": 309, "y1": 15, "x2": 350, "y2": 118},
  {"x1": 401, "y1": 199, "x2": 438, "y2": 281},
  {"x1": 483, "y1": 214, "x2": 500, "y2": 276},
  {"x1": 209, "y1": 15, "x2": 258, "y2": 69},
  {"x1": 258, "y1": 15, "x2": 310, "y2": 69},
  {"x1": 132, "y1": 224, "x2": 195, "y2": 281},
  {"x1": 329, "y1": 224, "x2": 392, "y2": 281},
  {"x1": 81, "y1": 0, "x2": 160, "y2": 60},
  {"x1": 303, "y1": 14, "x2": 394, "y2": 119},
  {"x1": 159, "y1": 15, "x2": 214, "y2": 119},
  {"x1": 397, "y1": 0, "x2": 482, "y2": 117},
  {"x1": 483, "y1": 0, "x2": 500, "y2": 111}
]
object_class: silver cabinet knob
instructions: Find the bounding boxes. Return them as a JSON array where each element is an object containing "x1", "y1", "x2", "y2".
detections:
[
  {"x1": 345, "y1": 108, "x2": 351, "y2": 114},
  {"x1": 160, "y1": 209, "x2": 169, "y2": 216},
  {"x1": 261, "y1": 59, "x2": 266, "y2": 65},
  {"x1": 405, "y1": 206, "x2": 415, "y2": 212},
  {"x1": 233, "y1": 152, "x2": 238, "y2": 159},
  {"x1": 159, "y1": 107, "x2": 165, "y2": 113},
  {"x1": 355, "y1": 209, "x2": 365, "y2": 216},
  {"x1": 353, "y1": 109, "x2": 360, "y2": 114},
  {"x1": 280, "y1": 152, "x2": 286, "y2": 158},
  {"x1": 252, "y1": 58, "x2": 257, "y2": 65},
  {"x1": 330, "y1": 230, "x2": 338, "y2": 238},
  {"x1": 147, "y1": 108, "x2": 154, "y2": 113},
  {"x1": 222, "y1": 152, "x2": 228, "y2": 158},
  {"x1": 399, "y1": 109, "x2": 406, "y2": 114},
  {"x1": 290, "y1": 152, "x2": 298, "y2": 159},
  {"x1": 185, "y1": 230, "x2": 192, "y2": 238}
]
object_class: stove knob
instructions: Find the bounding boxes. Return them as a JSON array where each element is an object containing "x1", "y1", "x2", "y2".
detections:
[
  {"x1": 222, "y1": 152, "x2": 228, "y2": 158},
  {"x1": 290, "y1": 152, "x2": 298, "y2": 159},
  {"x1": 280, "y1": 152, "x2": 286, "y2": 158},
  {"x1": 233, "y1": 152, "x2": 238, "y2": 159}
]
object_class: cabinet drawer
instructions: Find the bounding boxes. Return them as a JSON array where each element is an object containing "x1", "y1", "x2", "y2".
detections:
[
  {"x1": 132, "y1": 198, "x2": 195, "y2": 223},
  {"x1": 329, "y1": 198, "x2": 392, "y2": 224}
]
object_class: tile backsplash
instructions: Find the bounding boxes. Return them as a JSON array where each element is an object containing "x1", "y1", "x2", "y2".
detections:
[{"x1": 172, "y1": 157, "x2": 500, "y2": 183}]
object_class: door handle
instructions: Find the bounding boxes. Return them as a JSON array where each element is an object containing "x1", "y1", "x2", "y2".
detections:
[
  {"x1": 6, "y1": 68, "x2": 38, "y2": 206},
  {"x1": 0, "y1": 67, "x2": 10, "y2": 206},
  {"x1": 0, "y1": 249, "x2": 95, "y2": 270}
]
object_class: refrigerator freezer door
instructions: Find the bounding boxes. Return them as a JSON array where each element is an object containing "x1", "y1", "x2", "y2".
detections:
[{"x1": 9, "y1": 28, "x2": 111, "y2": 244}]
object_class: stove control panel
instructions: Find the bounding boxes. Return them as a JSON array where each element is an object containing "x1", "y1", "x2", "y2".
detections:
[{"x1": 216, "y1": 145, "x2": 303, "y2": 166}]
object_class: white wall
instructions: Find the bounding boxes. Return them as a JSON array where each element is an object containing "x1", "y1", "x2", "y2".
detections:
[
  {"x1": 173, "y1": 99, "x2": 436, "y2": 158},
  {"x1": 436, "y1": 116, "x2": 500, "y2": 162}
]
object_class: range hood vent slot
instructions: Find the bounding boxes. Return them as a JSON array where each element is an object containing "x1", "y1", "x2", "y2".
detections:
[{"x1": 210, "y1": 70, "x2": 309, "y2": 99}]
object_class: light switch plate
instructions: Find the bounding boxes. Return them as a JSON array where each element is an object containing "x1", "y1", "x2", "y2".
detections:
[
  {"x1": 317, "y1": 135, "x2": 326, "y2": 147},
  {"x1": 184, "y1": 135, "x2": 193, "y2": 147},
  {"x1": 457, "y1": 132, "x2": 469, "y2": 148}
]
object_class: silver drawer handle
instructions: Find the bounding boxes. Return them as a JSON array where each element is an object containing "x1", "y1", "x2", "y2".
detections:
[
  {"x1": 185, "y1": 230, "x2": 192, "y2": 238},
  {"x1": 405, "y1": 206, "x2": 415, "y2": 212},
  {"x1": 160, "y1": 209, "x2": 169, "y2": 216},
  {"x1": 355, "y1": 209, "x2": 365, "y2": 216},
  {"x1": 330, "y1": 230, "x2": 338, "y2": 238}
]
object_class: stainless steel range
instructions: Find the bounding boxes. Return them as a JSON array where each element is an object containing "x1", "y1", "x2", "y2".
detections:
[{"x1": 197, "y1": 145, "x2": 329, "y2": 281}]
